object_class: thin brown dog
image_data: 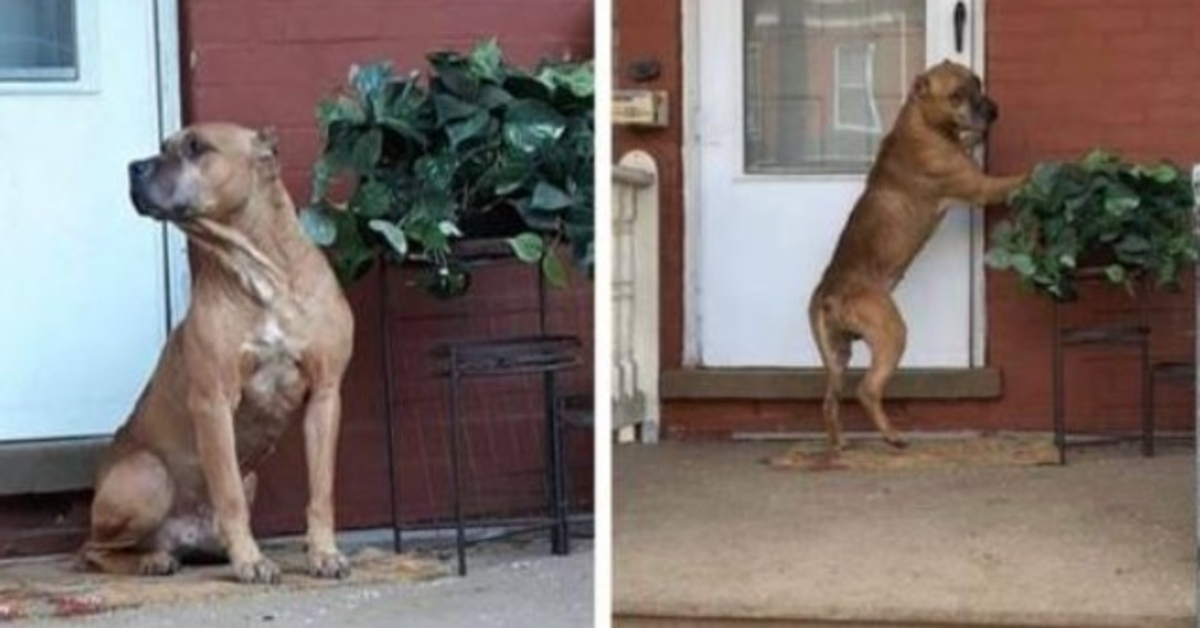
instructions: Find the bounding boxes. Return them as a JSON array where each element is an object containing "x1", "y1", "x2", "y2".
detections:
[
  {"x1": 79, "y1": 123, "x2": 354, "y2": 584},
  {"x1": 809, "y1": 61, "x2": 1025, "y2": 453}
]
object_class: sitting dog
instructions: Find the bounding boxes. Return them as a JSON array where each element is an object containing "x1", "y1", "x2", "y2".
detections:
[
  {"x1": 809, "y1": 61, "x2": 1026, "y2": 452},
  {"x1": 80, "y1": 123, "x2": 354, "y2": 583}
]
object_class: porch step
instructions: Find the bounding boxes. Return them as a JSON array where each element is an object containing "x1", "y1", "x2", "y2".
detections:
[{"x1": 616, "y1": 616, "x2": 1191, "y2": 628}]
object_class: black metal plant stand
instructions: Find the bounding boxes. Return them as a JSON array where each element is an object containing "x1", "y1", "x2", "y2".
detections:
[
  {"x1": 378, "y1": 263, "x2": 403, "y2": 554},
  {"x1": 1051, "y1": 269, "x2": 1154, "y2": 465},
  {"x1": 376, "y1": 240, "x2": 583, "y2": 576}
]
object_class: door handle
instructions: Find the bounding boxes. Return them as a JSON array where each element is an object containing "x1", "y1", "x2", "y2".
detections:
[{"x1": 954, "y1": 1, "x2": 968, "y2": 54}]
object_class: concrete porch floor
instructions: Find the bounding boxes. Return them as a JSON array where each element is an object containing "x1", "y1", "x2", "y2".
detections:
[
  {"x1": 3, "y1": 532, "x2": 592, "y2": 626},
  {"x1": 614, "y1": 439, "x2": 1196, "y2": 627}
]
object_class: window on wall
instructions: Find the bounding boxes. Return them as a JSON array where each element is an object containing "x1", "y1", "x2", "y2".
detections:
[
  {"x1": 743, "y1": 0, "x2": 925, "y2": 174},
  {"x1": 834, "y1": 42, "x2": 881, "y2": 133},
  {"x1": 0, "y1": 0, "x2": 78, "y2": 82}
]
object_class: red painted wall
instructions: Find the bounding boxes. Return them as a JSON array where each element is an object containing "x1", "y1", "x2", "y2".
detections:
[
  {"x1": 182, "y1": 1, "x2": 596, "y2": 534},
  {"x1": 615, "y1": 0, "x2": 1196, "y2": 439}
]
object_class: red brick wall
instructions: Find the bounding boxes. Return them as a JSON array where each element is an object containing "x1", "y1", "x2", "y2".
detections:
[
  {"x1": 616, "y1": 0, "x2": 1196, "y2": 439},
  {"x1": 181, "y1": 1, "x2": 595, "y2": 534},
  {"x1": 981, "y1": 0, "x2": 1198, "y2": 434},
  {"x1": 613, "y1": 0, "x2": 685, "y2": 371}
]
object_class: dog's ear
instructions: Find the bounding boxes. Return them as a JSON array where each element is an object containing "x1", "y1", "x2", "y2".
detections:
[
  {"x1": 910, "y1": 75, "x2": 931, "y2": 99},
  {"x1": 253, "y1": 127, "x2": 280, "y2": 179},
  {"x1": 254, "y1": 127, "x2": 279, "y2": 156}
]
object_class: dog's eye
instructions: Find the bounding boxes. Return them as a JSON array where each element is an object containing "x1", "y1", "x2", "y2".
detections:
[
  {"x1": 182, "y1": 135, "x2": 209, "y2": 160},
  {"x1": 950, "y1": 88, "x2": 967, "y2": 103}
]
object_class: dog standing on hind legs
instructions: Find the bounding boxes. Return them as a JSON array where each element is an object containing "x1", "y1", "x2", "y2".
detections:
[
  {"x1": 808, "y1": 61, "x2": 1026, "y2": 454},
  {"x1": 79, "y1": 123, "x2": 354, "y2": 583}
]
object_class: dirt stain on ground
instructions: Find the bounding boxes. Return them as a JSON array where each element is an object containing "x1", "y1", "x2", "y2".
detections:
[{"x1": 0, "y1": 542, "x2": 445, "y2": 621}]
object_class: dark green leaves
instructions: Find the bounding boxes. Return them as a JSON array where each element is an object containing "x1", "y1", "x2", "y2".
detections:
[
  {"x1": 538, "y1": 63, "x2": 594, "y2": 99},
  {"x1": 350, "y1": 62, "x2": 394, "y2": 118},
  {"x1": 299, "y1": 205, "x2": 337, "y2": 246},
  {"x1": 530, "y1": 182, "x2": 574, "y2": 211},
  {"x1": 468, "y1": 38, "x2": 504, "y2": 84},
  {"x1": 433, "y1": 93, "x2": 481, "y2": 125},
  {"x1": 503, "y1": 99, "x2": 567, "y2": 154},
  {"x1": 987, "y1": 150, "x2": 1197, "y2": 300},
  {"x1": 350, "y1": 128, "x2": 383, "y2": 172},
  {"x1": 350, "y1": 178, "x2": 391, "y2": 218},
  {"x1": 446, "y1": 110, "x2": 490, "y2": 148},
  {"x1": 368, "y1": 219, "x2": 408, "y2": 258},
  {"x1": 541, "y1": 247, "x2": 569, "y2": 288},
  {"x1": 307, "y1": 40, "x2": 594, "y2": 294},
  {"x1": 317, "y1": 97, "x2": 365, "y2": 128},
  {"x1": 507, "y1": 232, "x2": 545, "y2": 263}
]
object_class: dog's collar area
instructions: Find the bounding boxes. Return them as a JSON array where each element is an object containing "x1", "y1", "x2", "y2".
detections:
[{"x1": 182, "y1": 217, "x2": 288, "y2": 306}]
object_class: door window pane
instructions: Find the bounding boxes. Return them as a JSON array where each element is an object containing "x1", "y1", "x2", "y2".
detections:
[
  {"x1": 744, "y1": 0, "x2": 924, "y2": 174},
  {"x1": 0, "y1": 0, "x2": 77, "y2": 82}
]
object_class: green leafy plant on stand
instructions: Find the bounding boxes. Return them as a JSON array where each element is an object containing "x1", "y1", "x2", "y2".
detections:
[
  {"x1": 986, "y1": 149, "x2": 1198, "y2": 301},
  {"x1": 300, "y1": 39, "x2": 594, "y2": 297}
]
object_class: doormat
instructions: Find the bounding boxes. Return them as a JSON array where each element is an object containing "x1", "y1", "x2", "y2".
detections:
[
  {"x1": 765, "y1": 433, "x2": 1060, "y2": 472},
  {"x1": 0, "y1": 542, "x2": 445, "y2": 621}
]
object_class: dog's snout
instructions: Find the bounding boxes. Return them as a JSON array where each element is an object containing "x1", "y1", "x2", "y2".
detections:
[
  {"x1": 128, "y1": 158, "x2": 162, "y2": 218},
  {"x1": 129, "y1": 158, "x2": 155, "y2": 181}
]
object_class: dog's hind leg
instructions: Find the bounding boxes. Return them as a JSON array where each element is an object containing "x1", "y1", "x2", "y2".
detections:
[
  {"x1": 852, "y1": 292, "x2": 908, "y2": 449},
  {"x1": 810, "y1": 297, "x2": 851, "y2": 452},
  {"x1": 79, "y1": 449, "x2": 176, "y2": 575}
]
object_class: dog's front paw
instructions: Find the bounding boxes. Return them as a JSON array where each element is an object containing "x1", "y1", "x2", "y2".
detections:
[
  {"x1": 883, "y1": 433, "x2": 909, "y2": 449},
  {"x1": 233, "y1": 556, "x2": 281, "y2": 584},
  {"x1": 138, "y1": 552, "x2": 179, "y2": 576},
  {"x1": 307, "y1": 550, "x2": 350, "y2": 579}
]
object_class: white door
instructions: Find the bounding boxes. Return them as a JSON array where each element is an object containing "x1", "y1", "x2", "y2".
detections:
[
  {"x1": 0, "y1": 0, "x2": 178, "y2": 441},
  {"x1": 692, "y1": 0, "x2": 985, "y2": 368}
]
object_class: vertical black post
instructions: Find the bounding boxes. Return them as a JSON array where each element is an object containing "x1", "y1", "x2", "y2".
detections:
[
  {"x1": 1139, "y1": 280, "x2": 1155, "y2": 458},
  {"x1": 538, "y1": 257, "x2": 548, "y2": 335},
  {"x1": 449, "y1": 347, "x2": 467, "y2": 576},
  {"x1": 378, "y1": 263, "x2": 402, "y2": 553},
  {"x1": 1141, "y1": 336, "x2": 1154, "y2": 457},
  {"x1": 1052, "y1": 303, "x2": 1066, "y2": 465},
  {"x1": 545, "y1": 371, "x2": 567, "y2": 554},
  {"x1": 537, "y1": 254, "x2": 566, "y2": 554}
]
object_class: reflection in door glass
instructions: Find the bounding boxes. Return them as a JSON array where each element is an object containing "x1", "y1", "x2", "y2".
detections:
[
  {"x1": 744, "y1": 0, "x2": 924, "y2": 175},
  {"x1": 0, "y1": 0, "x2": 77, "y2": 82}
]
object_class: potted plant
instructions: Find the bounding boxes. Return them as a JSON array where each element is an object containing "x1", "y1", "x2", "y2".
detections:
[
  {"x1": 986, "y1": 150, "x2": 1197, "y2": 300},
  {"x1": 299, "y1": 39, "x2": 594, "y2": 297}
]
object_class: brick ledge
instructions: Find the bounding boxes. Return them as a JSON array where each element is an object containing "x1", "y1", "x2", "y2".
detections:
[{"x1": 661, "y1": 368, "x2": 1002, "y2": 401}]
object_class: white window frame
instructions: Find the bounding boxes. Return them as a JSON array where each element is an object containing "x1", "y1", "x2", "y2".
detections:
[
  {"x1": 0, "y1": 0, "x2": 99, "y2": 95},
  {"x1": 832, "y1": 41, "x2": 882, "y2": 134}
]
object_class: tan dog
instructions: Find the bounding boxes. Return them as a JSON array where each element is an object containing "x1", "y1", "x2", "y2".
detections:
[
  {"x1": 79, "y1": 123, "x2": 354, "y2": 583},
  {"x1": 809, "y1": 61, "x2": 1025, "y2": 452}
]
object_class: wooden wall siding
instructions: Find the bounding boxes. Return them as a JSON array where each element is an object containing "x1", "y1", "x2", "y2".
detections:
[{"x1": 614, "y1": 0, "x2": 1196, "y2": 439}]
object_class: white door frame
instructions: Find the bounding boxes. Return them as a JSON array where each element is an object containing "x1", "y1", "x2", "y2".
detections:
[
  {"x1": 0, "y1": 0, "x2": 184, "y2": 493},
  {"x1": 153, "y1": 0, "x2": 188, "y2": 328},
  {"x1": 681, "y1": 0, "x2": 990, "y2": 368}
]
